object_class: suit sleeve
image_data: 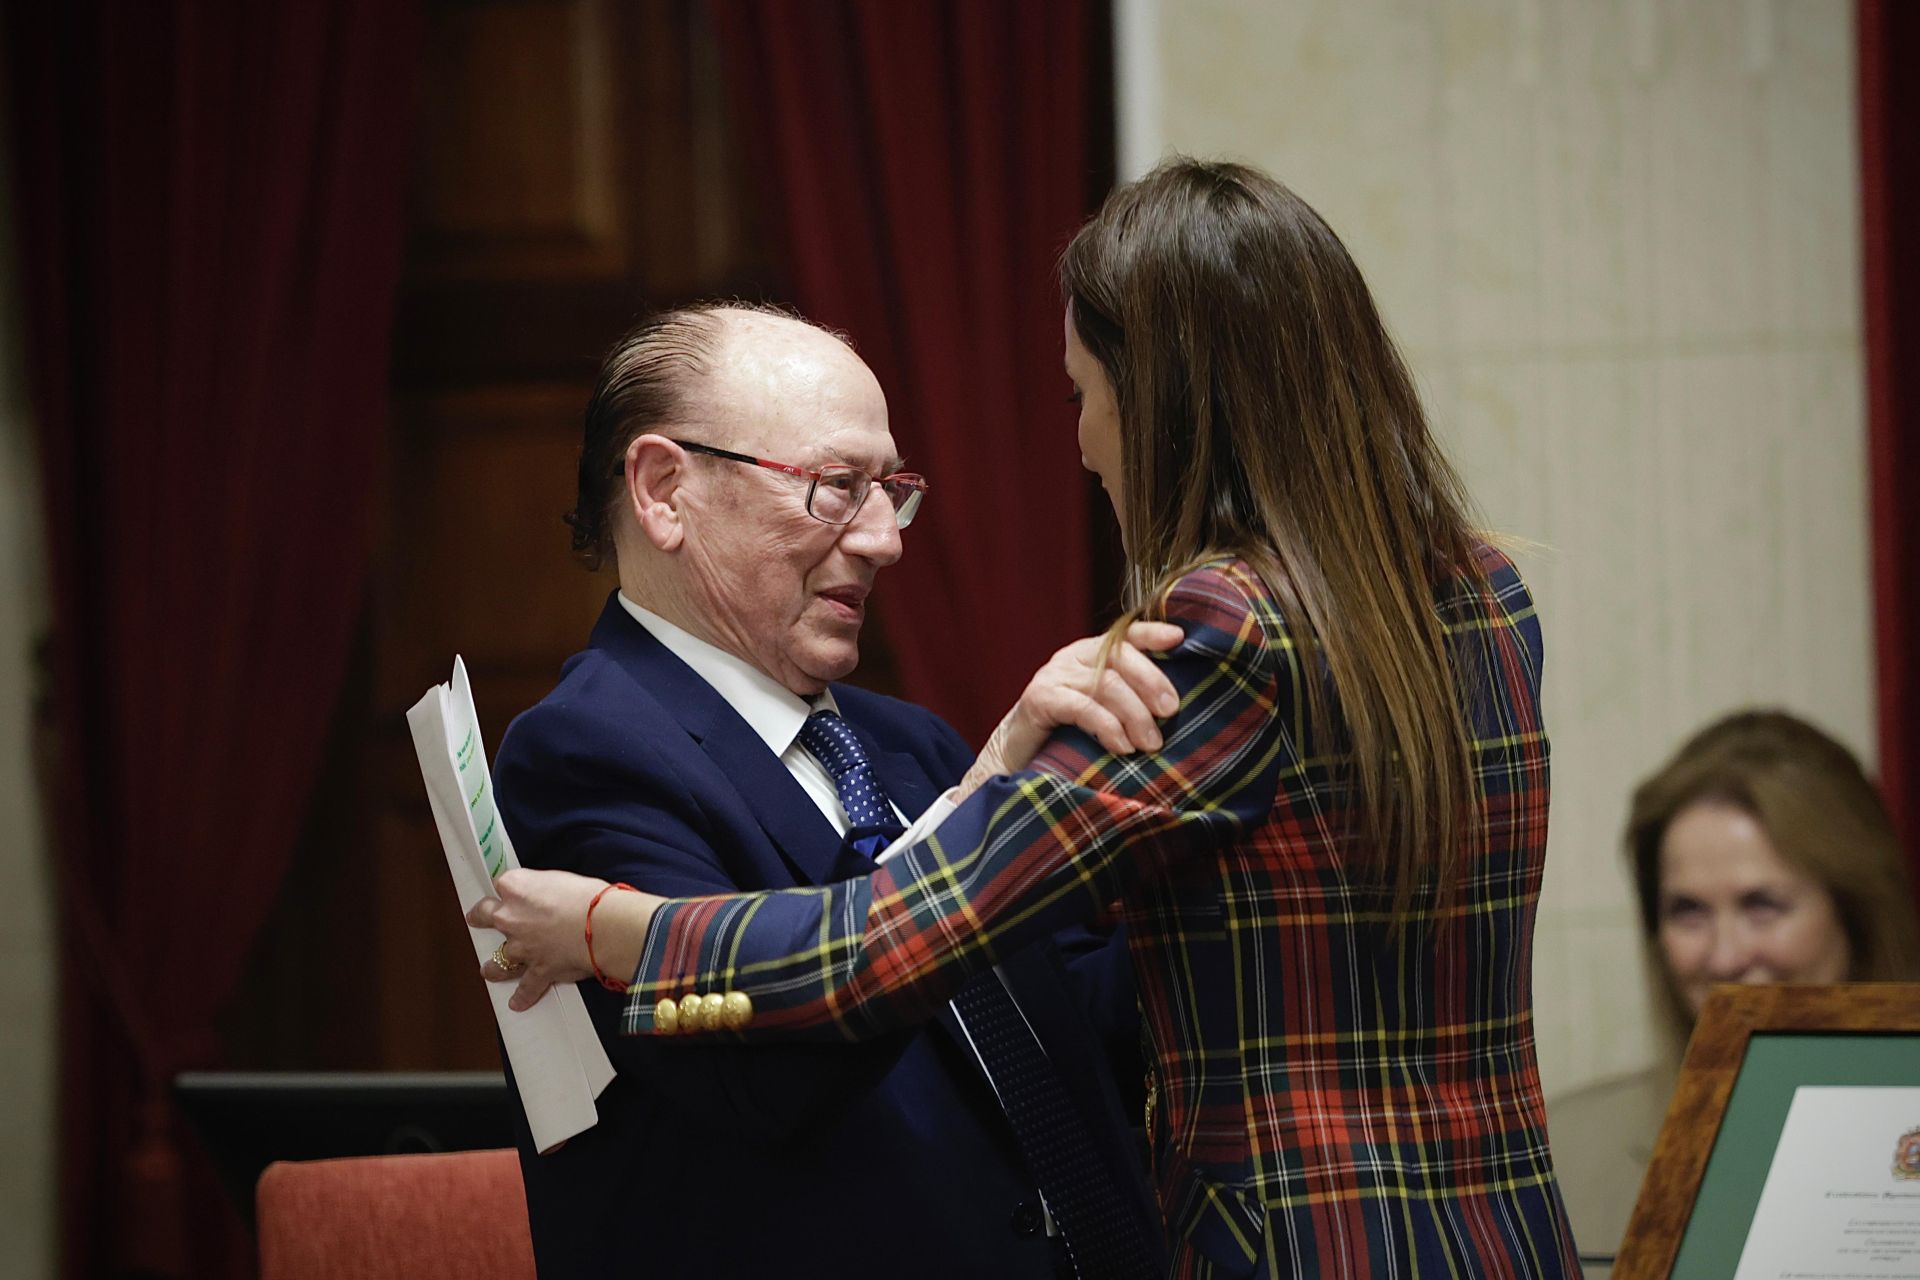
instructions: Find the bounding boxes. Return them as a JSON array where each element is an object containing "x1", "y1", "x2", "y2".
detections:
[
  {"x1": 494, "y1": 709, "x2": 914, "y2": 1137},
  {"x1": 621, "y1": 562, "x2": 1292, "y2": 1042}
]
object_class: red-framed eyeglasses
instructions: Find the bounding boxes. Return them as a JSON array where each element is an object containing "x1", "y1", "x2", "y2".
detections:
[{"x1": 666, "y1": 439, "x2": 928, "y2": 528}]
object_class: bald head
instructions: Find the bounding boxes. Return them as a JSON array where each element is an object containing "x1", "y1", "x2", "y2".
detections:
[
  {"x1": 566, "y1": 302, "x2": 870, "y2": 569},
  {"x1": 691, "y1": 310, "x2": 889, "y2": 462}
]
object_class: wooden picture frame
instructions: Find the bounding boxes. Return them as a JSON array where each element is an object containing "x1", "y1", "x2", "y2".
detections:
[{"x1": 1612, "y1": 982, "x2": 1920, "y2": 1278}]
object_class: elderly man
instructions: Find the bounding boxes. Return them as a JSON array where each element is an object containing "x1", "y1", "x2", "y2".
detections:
[{"x1": 492, "y1": 303, "x2": 1165, "y2": 1278}]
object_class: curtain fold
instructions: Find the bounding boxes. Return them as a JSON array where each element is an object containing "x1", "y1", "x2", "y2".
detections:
[
  {"x1": 709, "y1": 0, "x2": 1100, "y2": 745},
  {"x1": 1860, "y1": 0, "x2": 1919, "y2": 899},
  {"x1": 2, "y1": 1, "x2": 423, "y2": 1273}
]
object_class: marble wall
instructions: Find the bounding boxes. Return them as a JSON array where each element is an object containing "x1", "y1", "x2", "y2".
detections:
[
  {"x1": 1118, "y1": 0, "x2": 1872, "y2": 1097},
  {"x1": 0, "y1": 104, "x2": 57, "y2": 1277}
]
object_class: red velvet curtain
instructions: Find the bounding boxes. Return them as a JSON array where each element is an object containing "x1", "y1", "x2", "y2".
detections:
[
  {"x1": 1860, "y1": 0, "x2": 1920, "y2": 899},
  {"x1": 709, "y1": 0, "x2": 1102, "y2": 745},
  {"x1": 2, "y1": 2, "x2": 422, "y2": 1274}
]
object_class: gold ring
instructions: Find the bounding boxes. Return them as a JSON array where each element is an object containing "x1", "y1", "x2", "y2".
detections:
[{"x1": 490, "y1": 942, "x2": 523, "y2": 975}]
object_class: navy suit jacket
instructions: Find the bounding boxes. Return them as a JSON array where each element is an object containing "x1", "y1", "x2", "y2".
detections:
[{"x1": 492, "y1": 595, "x2": 1155, "y2": 1278}]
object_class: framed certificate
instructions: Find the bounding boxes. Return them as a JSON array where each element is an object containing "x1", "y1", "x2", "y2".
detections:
[{"x1": 1613, "y1": 983, "x2": 1920, "y2": 1279}]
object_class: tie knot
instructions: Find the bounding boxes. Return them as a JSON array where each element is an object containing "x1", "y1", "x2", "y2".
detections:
[{"x1": 796, "y1": 709, "x2": 871, "y2": 785}]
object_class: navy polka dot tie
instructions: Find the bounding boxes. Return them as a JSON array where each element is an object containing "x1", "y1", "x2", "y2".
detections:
[{"x1": 797, "y1": 710, "x2": 907, "y2": 860}]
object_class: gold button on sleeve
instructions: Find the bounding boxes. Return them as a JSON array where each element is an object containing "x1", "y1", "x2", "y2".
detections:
[
  {"x1": 677, "y1": 993, "x2": 707, "y2": 1031},
  {"x1": 721, "y1": 991, "x2": 753, "y2": 1030},
  {"x1": 700, "y1": 992, "x2": 726, "y2": 1029},
  {"x1": 653, "y1": 998, "x2": 680, "y2": 1036}
]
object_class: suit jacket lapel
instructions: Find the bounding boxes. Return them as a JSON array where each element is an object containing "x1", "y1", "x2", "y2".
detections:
[
  {"x1": 589, "y1": 595, "x2": 844, "y2": 888},
  {"x1": 863, "y1": 743, "x2": 944, "y2": 823},
  {"x1": 697, "y1": 712, "x2": 848, "y2": 886},
  {"x1": 589, "y1": 596, "x2": 960, "y2": 887}
]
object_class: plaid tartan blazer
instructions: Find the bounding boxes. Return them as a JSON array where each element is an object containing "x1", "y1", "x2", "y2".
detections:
[{"x1": 624, "y1": 547, "x2": 1582, "y2": 1278}]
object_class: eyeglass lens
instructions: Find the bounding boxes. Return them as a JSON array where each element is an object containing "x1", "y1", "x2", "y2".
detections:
[{"x1": 808, "y1": 466, "x2": 923, "y2": 528}]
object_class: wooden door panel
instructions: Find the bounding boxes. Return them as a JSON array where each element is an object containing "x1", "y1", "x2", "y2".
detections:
[
  {"x1": 376, "y1": 384, "x2": 609, "y2": 717},
  {"x1": 413, "y1": 0, "x2": 628, "y2": 281}
]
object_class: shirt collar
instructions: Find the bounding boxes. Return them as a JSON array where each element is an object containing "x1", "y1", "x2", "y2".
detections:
[{"x1": 617, "y1": 592, "x2": 839, "y2": 756}]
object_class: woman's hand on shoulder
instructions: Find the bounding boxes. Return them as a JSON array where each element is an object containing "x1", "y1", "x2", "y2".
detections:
[{"x1": 960, "y1": 620, "x2": 1184, "y2": 798}]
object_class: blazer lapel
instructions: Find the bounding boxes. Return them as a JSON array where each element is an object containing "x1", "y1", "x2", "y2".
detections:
[
  {"x1": 589, "y1": 595, "x2": 845, "y2": 888},
  {"x1": 697, "y1": 711, "x2": 848, "y2": 886},
  {"x1": 863, "y1": 744, "x2": 945, "y2": 824}
]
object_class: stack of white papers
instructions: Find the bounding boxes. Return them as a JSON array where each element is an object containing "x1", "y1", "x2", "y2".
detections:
[{"x1": 406, "y1": 657, "x2": 613, "y2": 1153}]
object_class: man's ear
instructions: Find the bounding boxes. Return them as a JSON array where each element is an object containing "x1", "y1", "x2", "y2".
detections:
[{"x1": 624, "y1": 434, "x2": 688, "y2": 552}]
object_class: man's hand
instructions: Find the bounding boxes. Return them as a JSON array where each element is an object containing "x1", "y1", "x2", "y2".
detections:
[
  {"x1": 470, "y1": 867, "x2": 635, "y2": 1011},
  {"x1": 960, "y1": 621, "x2": 1184, "y2": 798}
]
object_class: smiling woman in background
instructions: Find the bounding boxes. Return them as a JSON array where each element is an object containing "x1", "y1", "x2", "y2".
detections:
[{"x1": 1549, "y1": 709, "x2": 1920, "y2": 1256}]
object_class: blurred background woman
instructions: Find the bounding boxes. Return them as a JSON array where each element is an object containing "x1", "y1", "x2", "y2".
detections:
[{"x1": 1550, "y1": 709, "x2": 1920, "y2": 1257}]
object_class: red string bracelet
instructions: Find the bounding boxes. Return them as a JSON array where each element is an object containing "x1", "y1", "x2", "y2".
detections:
[{"x1": 586, "y1": 882, "x2": 639, "y2": 993}]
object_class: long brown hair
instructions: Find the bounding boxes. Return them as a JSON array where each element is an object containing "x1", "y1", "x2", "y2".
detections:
[
  {"x1": 1626, "y1": 710, "x2": 1920, "y2": 1027},
  {"x1": 1062, "y1": 158, "x2": 1485, "y2": 913}
]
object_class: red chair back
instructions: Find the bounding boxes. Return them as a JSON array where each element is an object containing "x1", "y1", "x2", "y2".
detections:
[{"x1": 256, "y1": 1149, "x2": 535, "y2": 1280}]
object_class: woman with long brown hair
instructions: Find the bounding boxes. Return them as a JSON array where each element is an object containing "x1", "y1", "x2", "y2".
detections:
[{"x1": 475, "y1": 158, "x2": 1581, "y2": 1277}]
